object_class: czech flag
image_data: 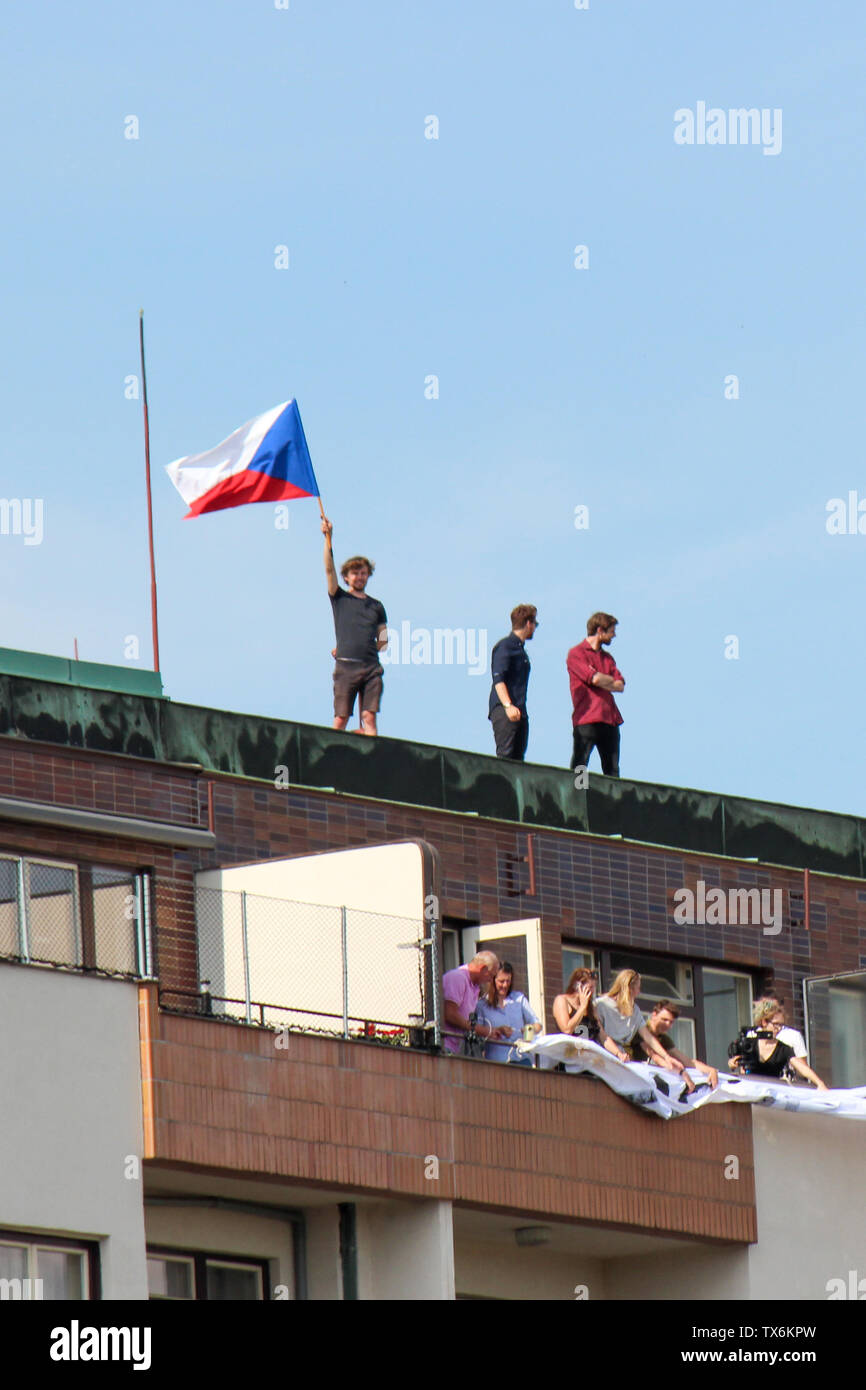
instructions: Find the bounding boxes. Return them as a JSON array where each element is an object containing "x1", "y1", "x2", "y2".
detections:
[{"x1": 166, "y1": 400, "x2": 319, "y2": 518}]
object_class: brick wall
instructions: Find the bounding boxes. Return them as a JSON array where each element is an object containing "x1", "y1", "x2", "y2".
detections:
[
  {"x1": 142, "y1": 989, "x2": 756, "y2": 1243},
  {"x1": 2, "y1": 739, "x2": 866, "y2": 1036},
  {"x1": 199, "y1": 776, "x2": 866, "y2": 1038}
]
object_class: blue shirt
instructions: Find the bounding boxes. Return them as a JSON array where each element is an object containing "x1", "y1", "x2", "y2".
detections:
[
  {"x1": 475, "y1": 990, "x2": 539, "y2": 1062},
  {"x1": 488, "y1": 632, "x2": 531, "y2": 717}
]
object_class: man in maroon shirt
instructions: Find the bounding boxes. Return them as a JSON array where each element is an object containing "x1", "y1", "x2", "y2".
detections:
[{"x1": 566, "y1": 612, "x2": 625, "y2": 777}]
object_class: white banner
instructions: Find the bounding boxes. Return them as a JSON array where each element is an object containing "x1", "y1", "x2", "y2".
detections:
[{"x1": 517, "y1": 1034, "x2": 866, "y2": 1121}]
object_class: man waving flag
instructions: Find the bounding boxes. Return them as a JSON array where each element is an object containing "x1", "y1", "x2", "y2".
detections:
[{"x1": 166, "y1": 399, "x2": 319, "y2": 518}]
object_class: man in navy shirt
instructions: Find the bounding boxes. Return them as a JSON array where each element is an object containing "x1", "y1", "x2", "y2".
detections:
[{"x1": 488, "y1": 604, "x2": 538, "y2": 760}]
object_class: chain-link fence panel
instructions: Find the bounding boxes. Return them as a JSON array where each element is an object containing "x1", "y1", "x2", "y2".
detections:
[{"x1": 192, "y1": 886, "x2": 430, "y2": 1042}]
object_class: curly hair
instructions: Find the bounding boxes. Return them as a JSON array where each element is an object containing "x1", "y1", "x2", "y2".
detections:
[
  {"x1": 753, "y1": 998, "x2": 783, "y2": 1027},
  {"x1": 340, "y1": 555, "x2": 375, "y2": 580}
]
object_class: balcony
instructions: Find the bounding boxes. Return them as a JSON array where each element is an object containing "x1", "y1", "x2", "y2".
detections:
[{"x1": 139, "y1": 984, "x2": 756, "y2": 1244}]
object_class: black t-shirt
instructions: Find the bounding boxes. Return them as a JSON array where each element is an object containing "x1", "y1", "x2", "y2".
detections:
[
  {"x1": 747, "y1": 1040, "x2": 794, "y2": 1078},
  {"x1": 488, "y1": 632, "x2": 531, "y2": 716},
  {"x1": 637, "y1": 1030, "x2": 675, "y2": 1062},
  {"x1": 330, "y1": 588, "x2": 387, "y2": 663},
  {"x1": 564, "y1": 999, "x2": 600, "y2": 1043}
]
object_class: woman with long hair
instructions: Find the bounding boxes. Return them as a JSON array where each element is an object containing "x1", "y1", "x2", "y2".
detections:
[
  {"x1": 595, "y1": 969, "x2": 691, "y2": 1084},
  {"x1": 552, "y1": 967, "x2": 630, "y2": 1063},
  {"x1": 475, "y1": 961, "x2": 541, "y2": 1065}
]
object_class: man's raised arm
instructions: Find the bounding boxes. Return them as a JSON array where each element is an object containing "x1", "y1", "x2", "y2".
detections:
[{"x1": 322, "y1": 517, "x2": 339, "y2": 597}]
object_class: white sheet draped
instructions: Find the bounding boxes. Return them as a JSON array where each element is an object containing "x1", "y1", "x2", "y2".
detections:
[{"x1": 516, "y1": 1034, "x2": 866, "y2": 1121}]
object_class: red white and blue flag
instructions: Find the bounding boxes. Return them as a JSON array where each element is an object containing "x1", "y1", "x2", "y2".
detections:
[{"x1": 166, "y1": 400, "x2": 319, "y2": 518}]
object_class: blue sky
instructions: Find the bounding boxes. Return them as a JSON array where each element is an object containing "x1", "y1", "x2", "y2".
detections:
[{"x1": 1, "y1": 1, "x2": 864, "y2": 814}]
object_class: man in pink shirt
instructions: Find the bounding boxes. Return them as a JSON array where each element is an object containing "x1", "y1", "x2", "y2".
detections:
[
  {"x1": 442, "y1": 951, "x2": 509, "y2": 1054},
  {"x1": 566, "y1": 611, "x2": 625, "y2": 777}
]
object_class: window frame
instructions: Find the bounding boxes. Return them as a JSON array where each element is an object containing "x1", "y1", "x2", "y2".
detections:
[
  {"x1": 701, "y1": 966, "x2": 754, "y2": 1064},
  {"x1": 0, "y1": 852, "x2": 152, "y2": 978},
  {"x1": 145, "y1": 1252, "x2": 196, "y2": 1301},
  {"x1": 561, "y1": 939, "x2": 759, "y2": 1063},
  {"x1": 0, "y1": 1229, "x2": 100, "y2": 1300},
  {"x1": 442, "y1": 916, "x2": 479, "y2": 971},
  {"x1": 146, "y1": 1245, "x2": 270, "y2": 1301},
  {"x1": 804, "y1": 968, "x2": 866, "y2": 1088},
  {"x1": 21, "y1": 855, "x2": 81, "y2": 967},
  {"x1": 561, "y1": 943, "x2": 599, "y2": 988}
]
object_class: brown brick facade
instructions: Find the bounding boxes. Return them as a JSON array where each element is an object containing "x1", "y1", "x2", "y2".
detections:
[
  {"x1": 3, "y1": 739, "x2": 866, "y2": 1037},
  {"x1": 141, "y1": 987, "x2": 756, "y2": 1242}
]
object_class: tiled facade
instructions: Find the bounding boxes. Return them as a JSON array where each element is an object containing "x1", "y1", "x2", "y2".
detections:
[
  {"x1": 140, "y1": 985, "x2": 756, "y2": 1243},
  {"x1": 3, "y1": 738, "x2": 864, "y2": 1039}
]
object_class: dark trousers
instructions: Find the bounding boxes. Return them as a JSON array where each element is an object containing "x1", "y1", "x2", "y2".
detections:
[
  {"x1": 491, "y1": 706, "x2": 529, "y2": 760},
  {"x1": 571, "y1": 723, "x2": 620, "y2": 777}
]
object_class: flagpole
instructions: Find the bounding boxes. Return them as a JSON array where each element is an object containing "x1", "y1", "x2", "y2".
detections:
[{"x1": 139, "y1": 310, "x2": 161, "y2": 673}]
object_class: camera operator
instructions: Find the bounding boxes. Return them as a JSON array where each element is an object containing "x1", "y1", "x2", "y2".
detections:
[{"x1": 729, "y1": 1000, "x2": 827, "y2": 1088}]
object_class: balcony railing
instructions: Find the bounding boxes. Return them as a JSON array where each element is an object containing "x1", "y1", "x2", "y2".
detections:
[{"x1": 163, "y1": 885, "x2": 438, "y2": 1046}]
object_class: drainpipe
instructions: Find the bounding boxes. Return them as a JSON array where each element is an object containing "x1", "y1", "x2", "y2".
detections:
[{"x1": 338, "y1": 1203, "x2": 358, "y2": 1301}]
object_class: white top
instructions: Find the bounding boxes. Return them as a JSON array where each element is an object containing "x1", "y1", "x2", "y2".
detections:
[
  {"x1": 594, "y1": 996, "x2": 646, "y2": 1045},
  {"x1": 777, "y1": 1025, "x2": 807, "y2": 1059}
]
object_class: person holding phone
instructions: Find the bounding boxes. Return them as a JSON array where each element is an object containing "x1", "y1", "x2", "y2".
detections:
[{"x1": 552, "y1": 967, "x2": 629, "y2": 1062}]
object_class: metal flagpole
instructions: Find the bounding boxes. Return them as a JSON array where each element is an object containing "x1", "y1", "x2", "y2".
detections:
[{"x1": 138, "y1": 310, "x2": 161, "y2": 673}]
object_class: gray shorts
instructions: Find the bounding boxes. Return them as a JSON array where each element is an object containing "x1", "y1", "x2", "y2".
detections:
[{"x1": 333, "y1": 660, "x2": 384, "y2": 717}]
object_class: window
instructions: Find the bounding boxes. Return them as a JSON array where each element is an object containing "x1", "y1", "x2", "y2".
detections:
[
  {"x1": 442, "y1": 917, "x2": 478, "y2": 973},
  {"x1": 147, "y1": 1249, "x2": 268, "y2": 1301},
  {"x1": 805, "y1": 971, "x2": 866, "y2": 1088},
  {"x1": 0, "y1": 856, "x2": 151, "y2": 977},
  {"x1": 563, "y1": 941, "x2": 759, "y2": 1066},
  {"x1": 702, "y1": 969, "x2": 752, "y2": 1070},
  {"x1": 0, "y1": 1233, "x2": 96, "y2": 1299},
  {"x1": 90, "y1": 866, "x2": 146, "y2": 975},
  {"x1": 562, "y1": 945, "x2": 597, "y2": 987},
  {"x1": 206, "y1": 1261, "x2": 263, "y2": 1301},
  {"x1": 665, "y1": 1015, "x2": 697, "y2": 1058},
  {"x1": 146, "y1": 1255, "x2": 195, "y2": 1300},
  {"x1": 0, "y1": 858, "x2": 18, "y2": 957},
  {"x1": 441, "y1": 928, "x2": 460, "y2": 973},
  {"x1": 606, "y1": 950, "x2": 693, "y2": 1005},
  {"x1": 827, "y1": 981, "x2": 866, "y2": 1086},
  {"x1": 27, "y1": 861, "x2": 80, "y2": 967}
]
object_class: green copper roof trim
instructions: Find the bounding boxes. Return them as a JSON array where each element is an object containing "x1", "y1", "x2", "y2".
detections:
[
  {"x1": 0, "y1": 647, "x2": 164, "y2": 699},
  {"x1": 0, "y1": 670, "x2": 863, "y2": 879},
  {"x1": 198, "y1": 767, "x2": 866, "y2": 886}
]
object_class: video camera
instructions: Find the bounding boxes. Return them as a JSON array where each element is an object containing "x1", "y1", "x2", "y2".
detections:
[
  {"x1": 462, "y1": 1010, "x2": 485, "y2": 1059},
  {"x1": 728, "y1": 1026, "x2": 774, "y2": 1073}
]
